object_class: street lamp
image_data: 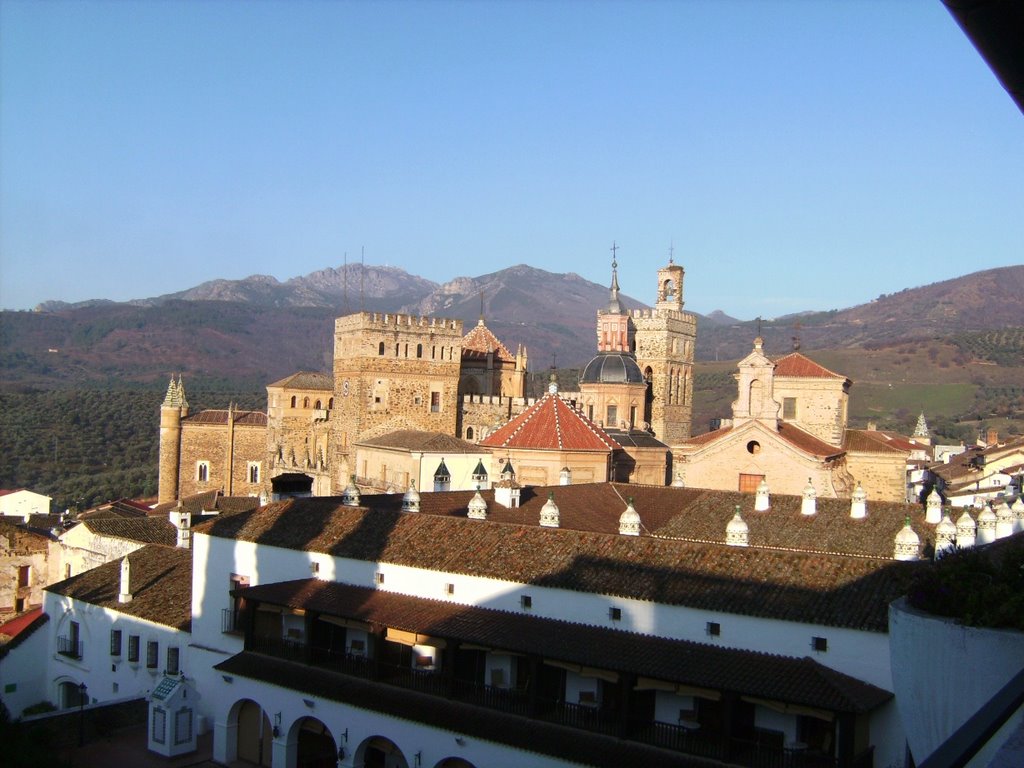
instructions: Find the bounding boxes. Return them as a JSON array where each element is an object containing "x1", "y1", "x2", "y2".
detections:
[{"x1": 78, "y1": 682, "x2": 88, "y2": 746}]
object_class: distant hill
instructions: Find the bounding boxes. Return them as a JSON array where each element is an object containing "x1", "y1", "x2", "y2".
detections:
[
  {"x1": 695, "y1": 265, "x2": 1024, "y2": 361},
  {"x1": 5, "y1": 263, "x2": 1023, "y2": 388}
]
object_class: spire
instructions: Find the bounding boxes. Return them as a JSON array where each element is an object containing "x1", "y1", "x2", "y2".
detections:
[
  {"x1": 913, "y1": 412, "x2": 930, "y2": 439},
  {"x1": 608, "y1": 243, "x2": 623, "y2": 314}
]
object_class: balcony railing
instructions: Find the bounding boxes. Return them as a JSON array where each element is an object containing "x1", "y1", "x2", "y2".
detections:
[
  {"x1": 221, "y1": 608, "x2": 242, "y2": 634},
  {"x1": 246, "y1": 634, "x2": 854, "y2": 768},
  {"x1": 57, "y1": 635, "x2": 83, "y2": 659}
]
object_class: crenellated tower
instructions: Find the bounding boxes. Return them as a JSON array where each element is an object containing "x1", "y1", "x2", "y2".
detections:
[
  {"x1": 632, "y1": 252, "x2": 697, "y2": 444},
  {"x1": 330, "y1": 312, "x2": 464, "y2": 491}
]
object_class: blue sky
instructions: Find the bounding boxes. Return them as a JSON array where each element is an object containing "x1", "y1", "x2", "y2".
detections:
[{"x1": 1, "y1": 0, "x2": 1021, "y2": 319}]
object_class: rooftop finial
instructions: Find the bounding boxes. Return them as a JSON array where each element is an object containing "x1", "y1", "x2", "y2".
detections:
[
  {"x1": 479, "y1": 290, "x2": 485, "y2": 325},
  {"x1": 668, "y1": 240, "x2": 674, "y2": 265},
  {"x1": 608, "y1": 242, "x2": 623, "y2": 313}
]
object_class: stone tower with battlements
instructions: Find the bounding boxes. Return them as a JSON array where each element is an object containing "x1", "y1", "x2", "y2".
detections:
[
  {"x1": 632, "y1": 258, "x2": 697, "y2": 444},
  {"x1": 331, "y1": 312, "x2": 464, "y2": 491}
]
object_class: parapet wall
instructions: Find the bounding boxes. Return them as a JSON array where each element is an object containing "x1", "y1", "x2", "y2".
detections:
[{"x1": 335, "y1": 312, "x2": 462, "y2": 335}]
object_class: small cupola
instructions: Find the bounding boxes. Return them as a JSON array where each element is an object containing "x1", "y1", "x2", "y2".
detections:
[
  {"x1": 118, "y1": 556, "x2": 133, "y2": 604},
  {"x1": 548, "y1": 371, "x2": 559, "y2": 395},
  {"x1": 976, "y1": 504, "x2": 997, "y2": 544},
  {"x1": 726, "y1": 506, "x2": 749, "y2": 547},
  {"x1": 539, "y1": 492, "x2": 560, "y2": 528},
  {"x1": 956, "y1": 510, "x2": 976, "y2": 549},
  {"x1": 433, "y1": 459, "x2": 451, "y2": 492},
  {"x1": 618, "y1": 497, "x2": 640, "y2": 536},
  {"x1": 467, "y1": 488, "x2": 488, "y2": 520},
  {"x1": 925, "y1": 487, "x2": 943, "y2": 524},
  {"x1": 754, "y1": 478, "x2": 770, "y2": 512},
  {"x1": 500, "y1": 459, "x2": 516, "y2": 483},
  {"x1": 671, "y1": 472, "x2": 685, "y2": 488},
  {"x1": 801, "y1": 478, "x2": 817, "y2": 516},
  {"x1": 559, "y1": 466, "x2": 572, "y2": 486},
  {"x1": 850, "y1": 482, "x2": 867, "y2": 520},
  {"x1": 342, "y1": 476, "x2": 361, "y2": 507},
  {"x1": 471, "y1": 459, "x2": 488, "y2": 486},
  {"x1": 935, "y1": 512, "x2": 957, "y2": 556},
  {"x1": 894, "y1": 518, "x2": 920, "y2": 561},
  {"x1": 402, "y1": 481, "x2": 421, "y2": 513}
]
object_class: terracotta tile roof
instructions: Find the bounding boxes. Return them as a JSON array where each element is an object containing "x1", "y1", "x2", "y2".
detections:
[
  {"x1": 843, "y1": 430, "x2": 911, "y2": 455},
  {"x1": 686, "y1": 426, "x2": 733, "y2": 445},
  {"x1": 80, "y1": 499, "x2": 151, "y2": 520},
  {"x1": 480, "y1": 393, "x2": 618, "y2": 451},
  {"x1": 216, "y1": 652, "x2": 720, "y2": 768},
  {"x1": 46, "y1": 545, "x2": 192, "y2": 631},
  {"x1": 196, "y1": 487, "x2": 926, "y2": 631},
  {"x1": 235, "y1": 579, "x2": 891, "y2": 714},
  {"x1": 182, "y1": 409, "x2": 267, "y2": 426},
  {"x1": 357, "y1": 430, "x2": 486, "y2": 454},
  {"x1": 461, "y1": 319, "x2": 514, "y2": 361},
  {"x1": 0, "y1": 609, "x2": 48, "y2": 660},
  {"x1": 266, "y1": 371, "x2": 334, "y2": 390},
  {"x1": 776, "y1": 423, "x2": 844, "y2": 459},
  {"x1": 685, "y1": 423, "x2": 841, "y2": 459},
  {"x1": 79, "y1": 517, "x2": 178, "y2": 546},
  {"x1": 773, "y1": 353, "x2": 848, "y2": 380},
  {"x1": 149, "y1": 490, "x2": 259, "y2": 516}
]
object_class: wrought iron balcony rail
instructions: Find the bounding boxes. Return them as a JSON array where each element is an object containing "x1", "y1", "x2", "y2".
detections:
[{"x1": 57, "y1": 635, "x2": 83, "y2": 659}]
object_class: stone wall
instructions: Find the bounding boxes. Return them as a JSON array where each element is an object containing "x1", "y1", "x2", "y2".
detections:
[
  {"x1": 845, "y1": 450, "x2": 907, "y2": 502},
  {"x1": 774, "y1": 375, "x2": 848, "y2": 445},
  {"x1": 331, "y1": 313, "x2": 464, "y2": 491},
  {"x1": 633, "y1": 309, "x2": 697, "y2": 445},
  {"x1": 177, "y1": 421, "x2": 265, "y2": 499}
]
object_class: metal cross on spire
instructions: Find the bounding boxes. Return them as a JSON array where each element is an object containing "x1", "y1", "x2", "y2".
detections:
[
  {"x1": 668, "y1": 240, "x2": 675, "y2": 264},
  {"x1": 610, "y1": 241, "x2": 619, "y2": 268}
]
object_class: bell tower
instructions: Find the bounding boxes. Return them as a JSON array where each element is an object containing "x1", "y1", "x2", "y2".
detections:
[{"x1": 633, "y1": 249, "x2": 697, "y2": 444}]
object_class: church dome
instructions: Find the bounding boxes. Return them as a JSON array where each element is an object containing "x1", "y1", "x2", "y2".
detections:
[{"x1": 580, "y1": 352, "x2": 644, "y2": 385}]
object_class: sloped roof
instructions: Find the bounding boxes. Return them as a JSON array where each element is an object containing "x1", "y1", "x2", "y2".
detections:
[
  {"x1": 235, "y1": 579, "x2": 891, "y2": 714},
  {"x1": 0, "y1": 609, "x2": 48, "y2": 660},
  {"x1": 195, "y1": 487, "x2": 925, "y2": 632},
  {"x1": 461, "y1": 319, "x2": 514, "y2": 361},
  {"x1": 149, "y1": 490, "x2": 259, "y2": 516},
  {"x1": 78, "y1": 517, "x2": 178, "y2": 546},
  {"x1": 773, "y1": 353, "x2": 848, "y2": 380},
  {"x1": 357, "y1": 430, "x2": 485, "y2": 454},
  {"x1": 844, "y1": 430, "x2": 913, "y2": 455},
  {"x1": 266, "y1": 371, "x2": 334, "y2": 390},
  {"x1": 46, "y1": 545, "x2": 192, "y2": 631},
  {"x1": 183, "y1": 409, "x2": 267, "y2": 426},
  {"x1": 480, "y1": 393, "x2": 619, "y2": 452},
  {"x1": 683, "y1": 422, "x2": 842, "y2": 460}
]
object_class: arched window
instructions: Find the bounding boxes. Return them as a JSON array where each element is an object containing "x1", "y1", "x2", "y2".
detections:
[
  {"x1": 466, "y1": 427, "x2": 474, "y2": 440},
  {"x1": 395, "y1": 343, "x2": 400, "y2": 356},
  {"x1": 378, "y1": 341, "x2": 385, "y2": 356},
  {"x1": 303, "y1": 397, "x2": 309, "y2": 408},
  {"x1": 328, "y1": 398, "x2": 334, "y2": 409},
  {"x1": 290, "y1": 396, "x2": 297, "y2": 408},
  {"x1": 432, "y1": 345, "x2": 436, "y2": 360},
  {"x1": 417, "y1": 344, "x2": 423, "y2": 358},
  {"x1": 314, "y1": 400, "x2": 321, "y2": 409}
]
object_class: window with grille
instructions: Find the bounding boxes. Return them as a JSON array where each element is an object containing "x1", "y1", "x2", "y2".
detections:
[
  {"x1": 110, "y1": 629, "x2": 122, "y2": 656},
  {"x1": 147, "y1": 641, "x2": 159, "y2": 669}
]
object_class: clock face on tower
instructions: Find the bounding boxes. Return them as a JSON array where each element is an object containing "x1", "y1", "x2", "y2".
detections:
[{"x1": 342, "y1": 380, "x2": 350, "y2": 396}]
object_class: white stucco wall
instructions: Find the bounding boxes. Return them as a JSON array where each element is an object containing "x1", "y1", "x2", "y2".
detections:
[
  {"x1": 42, "y1": 590, "x2": 190, "y2": 710},
  {"x1": 889, "y1": 597, "x2": 1024, "y2": 767},
  {"x1": 0, "y1": 618, "x2": 50, "y2": 717},
  {"x1": 0, "y1": 490, "x2": 51, "y2": 517}
]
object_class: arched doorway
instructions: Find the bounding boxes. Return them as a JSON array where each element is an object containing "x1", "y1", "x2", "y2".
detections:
[
  {"x1": 233, "y1": 699, "x2": 272, "y2": 766},
  {"x1": 356, "y1": 736, "x2": 410, "y2": 768},
  {"x1": 434, "y1": 758, "x2": 477, "y2": 768},
  {"x1": 58, "y1": 680, "x2": 87, "y2": 709},
  {"x1": 292, "y1": 716, "x2": 337, "y2": 768}
]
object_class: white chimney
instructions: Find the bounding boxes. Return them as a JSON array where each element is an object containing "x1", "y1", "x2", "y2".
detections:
[
  {"x1": 118, "y1": 557, "x2": 133, "y2": 603},
  {"x1": 754, "y1": 478, "x2": 770, "y2": 512},
  {"x1": 801, "y1": 478, "x2": 817, "y2": 516},
  {"x1": 849, "y1": 482, "x2": 867, "y2": 519}
]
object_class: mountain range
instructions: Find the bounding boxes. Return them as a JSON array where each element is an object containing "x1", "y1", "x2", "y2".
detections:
[{"x1": 4, "y1": 263, "x2": 1022, "y2": 388}]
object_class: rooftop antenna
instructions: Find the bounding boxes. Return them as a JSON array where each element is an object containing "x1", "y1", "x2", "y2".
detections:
[
  {"x1": 342, "y1": 252, "x2": 348, "y2": 314},
  {"x1": 359, "y1": 246, "x2": 365, "y2": 312}
]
